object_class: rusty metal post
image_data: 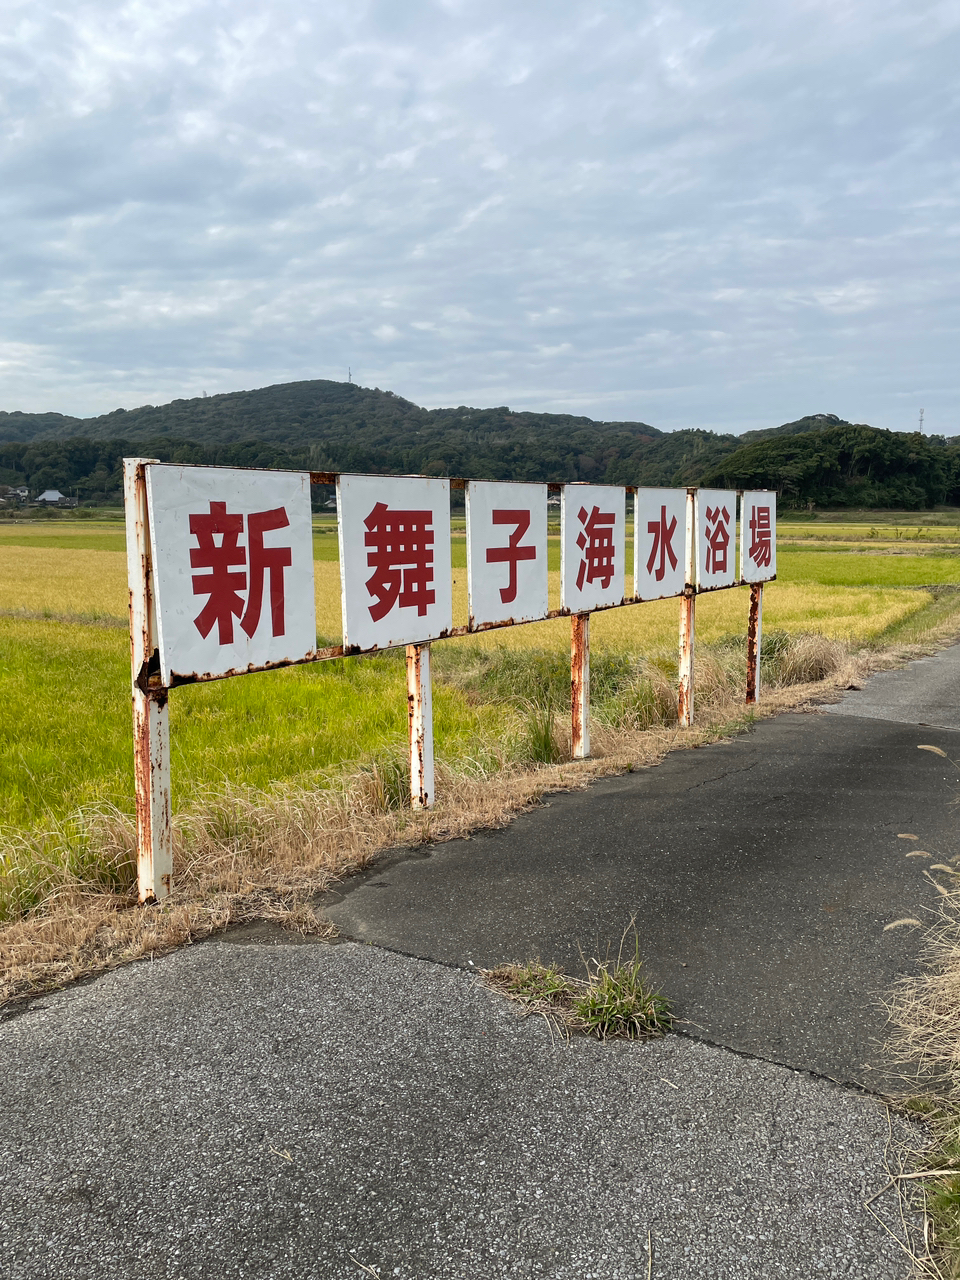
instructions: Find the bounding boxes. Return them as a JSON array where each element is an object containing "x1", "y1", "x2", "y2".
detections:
[
  {"x1": 123, "y1": 458, "x2": 173, "y2": 904},
  {"x1": 746, "y1": 581, "x2": 763, "y2": 705},
  {"x1": 678, "y1": 489, "x2": 696, "y2": 727},
  {"x1": 571, "y1": 612, "x2": 590, "y2": 759},
  {"x1": 406, "y1": 642, "x2": 435, "y2": 808}
]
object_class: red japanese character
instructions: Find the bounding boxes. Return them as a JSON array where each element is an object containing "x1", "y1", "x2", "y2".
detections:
[
  {"x1": 364, "y1": 501, "x2": 435, "y2": 621},
  {"x1": 748, "y1": 505, "x2": 772, "y2": 568},
  {"x1": 190, "y1": 501, "x2": 247, "y2": 644},
  {"x1": 240, "y1": 507, "x2": 292, "y2": 638},
  {"x1": 575, "y1": 505, "x2": 616, "y2": 591},
  {"x1": 646, "y1": 505, "x2": 678, "y2": 582},
  {"x1": 486, "y1": 509, "x2": 536, "y2": 604},
  {"x1": 704, "y1": 505, "x2": 731, "y2": 575}
]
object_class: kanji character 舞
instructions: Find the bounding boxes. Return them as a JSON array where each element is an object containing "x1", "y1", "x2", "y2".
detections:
[
  {"x1": 190, "y1": 501, "x2": 292, "y2": 644},
  {"x1": 704, "y1": 505, "x2": 731, "y2": 575},
  {"x1": 364, "y1": 501, "x2": 436, "y2": 621},
  {"x1": 486, "y1": 509, "x2": 536, "y2": 604},
  {"x1": 748, "y1": 505, "x2": 772, "y2": 568},
  {"x1": 576, "y1": 505, "x2": 616, "y2": 591},
  {"x1": 646, "y1": 505, "x2": 678, "y2": 583}
]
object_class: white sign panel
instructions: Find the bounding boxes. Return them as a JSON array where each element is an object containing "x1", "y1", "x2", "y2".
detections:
[
  {"x1": 634, "y1": 488, "x2": 688, "y2": 600},
  {"x1": 466, "y1": 481, "x2": 548, "y2": 629},
  {"x1": 338, "y1": 473, "x2": 453, "y2": 651},
  {"x1": 740, "y1": 490, "x2": 777, "y2": 582},
  {"x1": 560, "y1": 484, "x2": 626, "y2": 612},
  {"x1": 695, "y1": 489, "x2": 738, "y2": 589},
  {"x1": 146, "y1": 464, "x2": 316, "y2": 684}
]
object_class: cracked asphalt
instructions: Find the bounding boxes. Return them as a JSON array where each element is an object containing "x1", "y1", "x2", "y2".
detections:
[{"x1": 4, "y1": 648, "x2": 958, "y2": 1278}]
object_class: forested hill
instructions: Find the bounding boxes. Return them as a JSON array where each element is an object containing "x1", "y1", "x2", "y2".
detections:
[
  {"x1": 0, "y1": 380, "x2": 958, "y2": 507},
  {"x1": 0, "y1": 379, "x2": 664, "y2": 456},
  {"x1": 702, "y1": 422, "x2": 960, "y2": 508},
  {"x1": 0, "y1": 379, "x2": 745, "y2": 501}
]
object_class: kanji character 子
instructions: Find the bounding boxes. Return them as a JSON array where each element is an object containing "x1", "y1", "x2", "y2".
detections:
[{"x1": 486, "y1": 509, "x2": 536, "y2": 604}]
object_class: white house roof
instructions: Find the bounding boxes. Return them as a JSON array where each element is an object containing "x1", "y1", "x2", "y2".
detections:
[{"x1": 36, "y1": 489, "x2": 66, "y2": 502}]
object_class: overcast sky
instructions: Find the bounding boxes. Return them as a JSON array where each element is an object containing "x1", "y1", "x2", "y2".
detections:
[{"x1": 1, "y1": 0, "x2": 958, "y2": 433}]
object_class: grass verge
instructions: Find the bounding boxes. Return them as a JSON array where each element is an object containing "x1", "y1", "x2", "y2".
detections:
[
  {"x1": 0, "y1": 629, "x2": 880, "y2": 1008},
  {"x1": 885, "y1": 744, "x2": 960, "y2": 1278}
]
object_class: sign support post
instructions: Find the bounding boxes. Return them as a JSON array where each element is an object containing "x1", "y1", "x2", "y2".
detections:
[
  {"x1": 571, "y1": 613, "x2": 590, "y2": 758},
  {"x1": 123, "y1": 458, "x2": 173, "y2": 903},
  {"x1": 407, "y1": 642, "x2": 435, "y2": 808},
  {"x1": 745, "y1": 582, "x2": 763, "y2": 705},
  {"x1": 678, "y1": 489, "x2": 696, "y2": 727}
]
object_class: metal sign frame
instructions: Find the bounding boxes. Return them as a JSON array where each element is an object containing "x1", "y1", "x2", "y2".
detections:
[{"x1": 124, "y1": 460, "x2": 776, "y2": 902}]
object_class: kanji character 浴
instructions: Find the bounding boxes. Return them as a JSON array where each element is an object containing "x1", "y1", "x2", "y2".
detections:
[{"x1": 704, "y1": 505, "x2": 731, "y2": 575}]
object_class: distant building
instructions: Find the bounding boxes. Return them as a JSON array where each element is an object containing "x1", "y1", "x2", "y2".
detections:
[{"x1": 35, "y1": 489, "x2": 68, "y2": 504}]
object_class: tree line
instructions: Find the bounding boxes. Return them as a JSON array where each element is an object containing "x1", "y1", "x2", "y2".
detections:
[{"x1": 1, "y1": 381, "x2": 957, "y2": 509}]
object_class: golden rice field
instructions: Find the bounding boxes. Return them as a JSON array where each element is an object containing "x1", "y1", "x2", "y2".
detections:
[
  {"x1": 0, "y1": 517, "x2": 956, "y2": 840},
  {"x1": 0, "y1": 533, "x2": 944, "y2": 646}
]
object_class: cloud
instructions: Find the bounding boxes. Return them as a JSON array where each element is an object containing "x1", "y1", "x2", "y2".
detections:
[{"x1": 0, "y1": 0, "x2": 958, "y2": 433}]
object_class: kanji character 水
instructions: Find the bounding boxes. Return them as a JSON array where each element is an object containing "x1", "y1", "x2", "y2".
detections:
[{"x1": 646, "y1": 505, "x2": 679, "y2": 583}]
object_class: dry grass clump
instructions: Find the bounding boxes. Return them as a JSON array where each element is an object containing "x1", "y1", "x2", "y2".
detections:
[
  {"x1": 772, "y1": 633, "x2": 848, "y2": 685},
  {"x1": 482, "y1": 928, "x2": 672, "y2": 1041}
]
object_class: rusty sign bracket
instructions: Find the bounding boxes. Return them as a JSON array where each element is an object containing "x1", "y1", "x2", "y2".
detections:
[{"x1": 124, "y1": 458, "x2": 173, "y2": 905}]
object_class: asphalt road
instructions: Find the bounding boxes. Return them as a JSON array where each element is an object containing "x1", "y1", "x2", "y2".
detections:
[
  {"x1": 0, "y1": 941, "x2": 916, "y2": 1280},
  {"x1": 4, "y1": 648, "x2": 957, "y2": 1278},
  {"x1": 328, "y1": 703, "x2": 960, "y2": 1090}
]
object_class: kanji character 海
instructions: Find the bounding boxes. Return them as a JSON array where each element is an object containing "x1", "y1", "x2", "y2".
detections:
[{"x1": 575, "y1": 505, "x2": 616, "y2": 591}]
